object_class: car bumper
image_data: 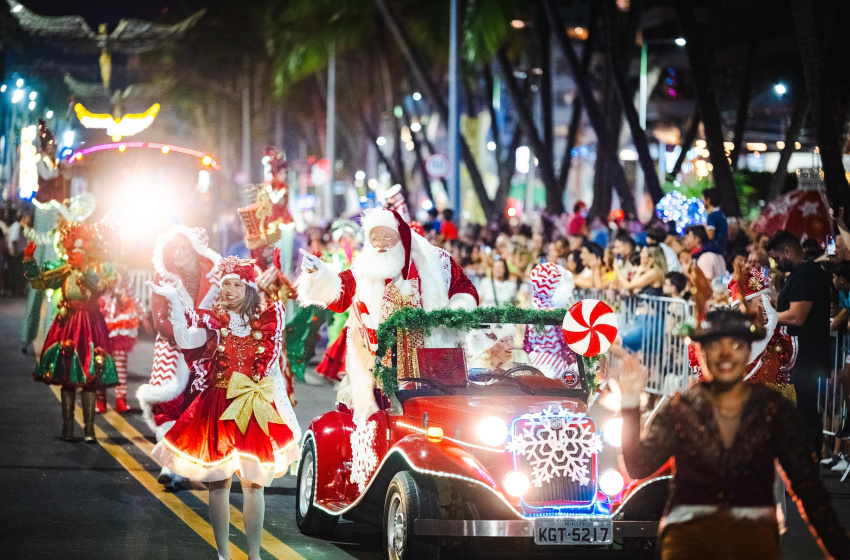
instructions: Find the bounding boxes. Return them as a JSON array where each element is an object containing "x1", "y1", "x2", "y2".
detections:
[{"x1": 414, "y1": 519, "x2": 659, "y2": 539}]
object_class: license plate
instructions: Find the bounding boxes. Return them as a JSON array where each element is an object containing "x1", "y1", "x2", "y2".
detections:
[{"x1": 533, "y1": 517, "x2": 613, "y2": 545}]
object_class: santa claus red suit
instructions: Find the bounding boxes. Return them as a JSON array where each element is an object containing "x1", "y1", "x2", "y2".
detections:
[
  {"x1": 136, "y1": 226, "x2": 221, "y2": 485},
  {"x1": 297, "y1": 209, "x2": 478, "y2": 422}
]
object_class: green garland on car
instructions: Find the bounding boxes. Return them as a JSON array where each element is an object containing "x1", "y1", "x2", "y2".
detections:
[{"x1": 373, "y1": 306, "x2": 569, "y2": 396}]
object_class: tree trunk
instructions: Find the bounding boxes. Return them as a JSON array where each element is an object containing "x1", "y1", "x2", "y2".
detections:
[
  {"x1": 674, "y1": 0, "x2": 741, "y2": 217},
  {"x1": 729, "y1": 23, "x2": 760, "y2": 170},
  {"x1": 670, "y1": 109, "x2": 700, "y2": 179},
  {"x1": 360, "y1": 111, "x2": 405, "y2": 189},
  {"x1": 768, "y1": 99, "x2": 807, "y2": 200},
  {"x1": 600, "y1": 0, "x2": 663, "y2": 205},
  {"x1": 373, "y1": 0, "x2": 495, "y2": 219},
  {"x1": 790, "y1": 0, "x2": 850, "y2": 213},
  {"x1": 494, "y1": 123, "x2": 524, "y2": 225},
  {"x1": 543, "y1": 0, "x2": 636, "y2": 219},
  {"x1": 496, "y1": 49, "x2": 561, "y2": 216},
  {"x1": 559, "y1": 0, "x2": 597, "y2": 191}
]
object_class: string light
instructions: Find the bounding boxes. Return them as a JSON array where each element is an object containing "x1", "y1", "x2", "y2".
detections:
[{"x1": 656, "y1": 192, "x2": 706, "y2": 234}]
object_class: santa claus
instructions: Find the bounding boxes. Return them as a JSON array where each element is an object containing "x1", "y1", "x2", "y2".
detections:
[
  {"x1": 297, "y1": 208, "x2": 478, "y2": 421},
  {"x1": 136, "y1": 225, "x2": 221, "y2": 488}
]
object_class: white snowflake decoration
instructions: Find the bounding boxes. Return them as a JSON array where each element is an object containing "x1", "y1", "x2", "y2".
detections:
[
  {"x1": 349, "y1": 419, "x2": 378, "y2": 493},
  {"x1": 507, "y1": 407, "x2": 602, "y2": 488}
]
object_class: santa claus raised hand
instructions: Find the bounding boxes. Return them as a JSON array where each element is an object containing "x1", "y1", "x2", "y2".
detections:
[{"x1": 298, "y1": 208, "x2": 478, "y2": 422}]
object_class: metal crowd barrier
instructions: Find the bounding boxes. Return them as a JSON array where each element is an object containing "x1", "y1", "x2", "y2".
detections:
[
  {"x1": 128, "y1": 269, "x2": 154, "y2": 314},
  {"x1": 820, "y1": 331, "x2": 848, "y2": 438}
]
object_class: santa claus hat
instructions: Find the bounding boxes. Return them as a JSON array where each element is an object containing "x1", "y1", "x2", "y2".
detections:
[
  {"x1": 466, "y1": 324, "x2": 517, "y2": 356},
  {"x1": 362, "y1": 208, "x2": 412, "y2": 280},
  {"x1": 729, "y1": 268, "x2": 770, "y2": 304},
  {"x1": 529, "y1": 263, "x2": 574, "y2": 310},
  {"x1": 152, "y1": 225, "x2": 221, "y2": 276},
  {"x1": 217, "y1": 256, "x2": 258, "y2": 290}
]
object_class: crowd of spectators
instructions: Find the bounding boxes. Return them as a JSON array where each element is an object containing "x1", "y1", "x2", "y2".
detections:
[{"x1": 0, "y1": 206, "x2": 30, "y2": 297}]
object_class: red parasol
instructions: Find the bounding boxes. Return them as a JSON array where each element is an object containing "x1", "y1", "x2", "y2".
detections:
[{"x1": 752, "y1": 187, "x2": 830, "y2": 243}]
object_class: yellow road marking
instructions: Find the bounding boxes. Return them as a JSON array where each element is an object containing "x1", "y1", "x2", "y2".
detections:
[
  {"x1": 49, "y1": 386, "x2": 248, "y2": 560},
  {"x1": 101, "y1": 404, "x2": 305, "y2": 559}
]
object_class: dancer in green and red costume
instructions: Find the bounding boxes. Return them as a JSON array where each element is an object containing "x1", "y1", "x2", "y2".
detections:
[{"x1": 26, "y1": 221, "x2": 119, "y2": 442}]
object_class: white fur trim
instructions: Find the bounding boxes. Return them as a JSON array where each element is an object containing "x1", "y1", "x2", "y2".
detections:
[
  {"x1": 151, "y1": 225, "x2": 222, "y2": 310},
  {"x1": 551, "y1": 270, "x2": 575, "y2": 308},
  {"x1": 136, "y1": 350, "x2": 190, "y2": 431},
  {"x1": 339, "y1": 326, "x2": 380, "y2": 423},
  {"x1": 219, "y1": 272, "x2": 258, "y2": 290},
  {"x1": 296, "y1": 262, "x2": 344, "y2": 307},
  {"x1": 361, "y1": 208, "x2": 400, "y2": 235},
  {"x1": 448, "y1": 292, "x2": 477, "y2": 311}
]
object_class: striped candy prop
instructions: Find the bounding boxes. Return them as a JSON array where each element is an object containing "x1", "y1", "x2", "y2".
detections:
[
  {"x1": 562, "y1": 299, "x2": 618, "y2": 357},
  {"x1": 353, "y1": 298, "x2": 379, "y2": 354}
]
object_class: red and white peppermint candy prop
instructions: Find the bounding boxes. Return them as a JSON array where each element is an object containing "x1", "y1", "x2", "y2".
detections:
[
  {"x1": 562, "y1": 299, "x2": 618, "y2": 357},
  {"x1": 352, "y1": 298, "x2": 379, "y2": 354}
]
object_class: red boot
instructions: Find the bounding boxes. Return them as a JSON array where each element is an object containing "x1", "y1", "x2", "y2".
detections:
[
  {"x1": 115, "y1": 397, "x2": 130, "y2": 413},
  {"x1": 95, "y1": 395, "x2": 107, "y2": 413}
]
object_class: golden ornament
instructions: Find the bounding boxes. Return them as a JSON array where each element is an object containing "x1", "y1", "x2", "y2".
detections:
[
  {"x1": 218, "y1": 344, "x2": 226, "y2": 353},
  {"x1": 94, "y1": 355, "x2": 104, "y2": 365},
  {"x1": 255, "y1": 345, "x2": 265, "y2": 355},
  {"x1": 252, "y1": 330, "x2": 262, "y2": 341},
  {"x1": 221, "y1": 327, "x2": 230, "y2": 337}
]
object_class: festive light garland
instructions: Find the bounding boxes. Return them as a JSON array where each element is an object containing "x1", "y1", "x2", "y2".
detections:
[
  {"x1": 375, "y1": 306, "x2": 573, "y2": 397},
  {"x1": 655, "y1": 191, "x2": 706, "y2": 234},
  {"x1": 66, "y1": 141, "x2": 220, "y2": 170}
]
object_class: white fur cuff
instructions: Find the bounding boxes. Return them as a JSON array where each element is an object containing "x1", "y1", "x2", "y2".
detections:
[
  {"x1": 297, "y1": 263, "x2": 343, "y2": 307},
  {"x1": 448, "y1": 292, "x2": 477, "y2": 311}
]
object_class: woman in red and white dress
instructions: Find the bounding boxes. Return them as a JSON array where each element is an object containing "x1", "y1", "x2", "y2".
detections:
[{"x1": 149, "y1": 257, "x2": 300, "y2": 560}]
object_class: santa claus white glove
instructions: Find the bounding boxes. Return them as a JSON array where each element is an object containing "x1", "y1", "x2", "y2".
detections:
[
  {"x1": 147, "y1": 281, "x2": 206, "y2": 349},
  {"x1": 299, "y1": 248, "x2": 324, "y2": 274}
]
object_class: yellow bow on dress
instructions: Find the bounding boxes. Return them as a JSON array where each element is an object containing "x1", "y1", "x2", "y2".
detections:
[{"x1": 219, "y1": 372, "x2": 285, "y2": 435}]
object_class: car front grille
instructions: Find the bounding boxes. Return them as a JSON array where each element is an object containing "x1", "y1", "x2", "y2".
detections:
[{"x1": 509, "y1": 414, "x2": 598, "y2": 508}]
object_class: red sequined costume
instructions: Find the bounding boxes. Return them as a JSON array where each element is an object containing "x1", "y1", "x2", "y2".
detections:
[
  {"x1": 151, "y1": 259, "x2": 300, "y2": 486},
  {"x1": 97, "y1": 270, "x2": 141, "y2": 411}
]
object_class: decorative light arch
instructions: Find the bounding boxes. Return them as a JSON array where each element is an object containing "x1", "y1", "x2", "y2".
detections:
[{"x1": 66, "y1": 141, "x2": 221, "y2": 170}]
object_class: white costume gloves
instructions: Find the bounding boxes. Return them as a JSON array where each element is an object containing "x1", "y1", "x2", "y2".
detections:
[{"x1": 147, "y1": 281, "x2": 207, "y2": 349}]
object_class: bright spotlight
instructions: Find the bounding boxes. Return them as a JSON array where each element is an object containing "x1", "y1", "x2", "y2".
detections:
[
  {"x1": 376, "y1": 136, "x2": 387, "y2": 147},
  {"x1": 0, "y1": 85, "x2": 6, "y2": 92},
  {"x1": 355, "y1": 170, "x2": 366, "y2": 181},
  {"x1": 29, "y1": 91, "x2": 36, "y2": 101},
  {"x1": 422, "y1": 199, "x2": 433, "y2": 211},
  {"x1": 412, "y1": 92, "x2": 422, "y2": 101},
  {"x1": 674, "y1": 37, "x2": 686, "y2": 46},
  {"x1": 602, "y1": 418, "x2": 623, "y2": 448},
  {"x1": 774, "y1": 83, "x2": 787, "y2": 95},
  {"x1": 487, "y1": 141, "x2": 497, "y2": 151},
  {"x1": 202, "y1": 155, "x2": 213, "y2": 166},
  {"x1": 28, "y1": 100, "x2": 35, "y2": 110},
  {"x1": 45, "y1": 110, "x2": 54, "y2": 119},
  {"x1": 63, "y1": 130, "x2": 75, "y2": 146},
  {"x1": 410, "y1": 122, "x2": 421, "y2": 133},
  {"x1": 12, "y1": 4, "x2": 22, "y2": 12},
  {"x1": 11, "y1": 89, "x2": 23, "y2": 103},
  {"x1": 478, "y1": 416, "x2": 508, "y2": 447},
  {"x1": 15, "y1": 78, "x2": 23, "y2": 87}
]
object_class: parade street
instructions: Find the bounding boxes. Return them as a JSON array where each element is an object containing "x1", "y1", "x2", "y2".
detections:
[{"x1": 1, "y1": 296, "x2": 848, "y2": 560}]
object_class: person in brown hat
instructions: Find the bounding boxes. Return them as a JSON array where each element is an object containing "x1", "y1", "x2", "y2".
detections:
[{"x1": 618, "y1": 308, "x2": 850, "y2": 560}]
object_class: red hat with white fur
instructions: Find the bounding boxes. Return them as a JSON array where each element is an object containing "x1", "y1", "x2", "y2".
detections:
[
  {"x1": 728, "y1": 268, "x2": 770, "y2": 303},
  {"x1": 217, "y1": 256, "x2": 258, "y2": 290},
  {"x1": 361, "y1": 208, "x2": 412, "y2": 280}
]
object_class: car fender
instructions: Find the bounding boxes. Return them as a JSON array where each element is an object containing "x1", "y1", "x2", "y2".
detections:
[{"x1": 305, "y1": 410, "x2": 355, "y2": 504}]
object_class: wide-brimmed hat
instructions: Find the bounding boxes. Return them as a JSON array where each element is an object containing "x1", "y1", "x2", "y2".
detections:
[{"x1": 689, "y1": 308, "x2": 766, "y2": 344}]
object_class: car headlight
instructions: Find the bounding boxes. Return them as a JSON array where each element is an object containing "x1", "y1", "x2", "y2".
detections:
[
  {"x1": 602, "y1": 417, "x2": 623, "y2": 448},
  {"x1": 503, "y1": 470, "x2": 530, "y2": 497},
  {"x1": 478, "y1": 416, "x2": 508, "y2": 447},
  {"x1": 598, "y1": 469, "x2": 625, "y2": 497}
]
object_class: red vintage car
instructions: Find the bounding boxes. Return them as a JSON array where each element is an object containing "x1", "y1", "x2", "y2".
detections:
[{"x1": 295, "y1": 311, "x2": 669, "y2": 559}]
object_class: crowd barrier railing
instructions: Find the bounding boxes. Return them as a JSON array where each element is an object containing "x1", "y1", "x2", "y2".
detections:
[
  {"x1": 128, "y1": 269, "x2": 154, "y2": 314},
  {"x1": 820, "y1": 331, "x2": 848, "y2": 438}
]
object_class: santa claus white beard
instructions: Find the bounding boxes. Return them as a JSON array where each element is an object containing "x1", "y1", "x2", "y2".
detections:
[{"x1": 354, "y1": 241, "x2": 405, "y2": 281}]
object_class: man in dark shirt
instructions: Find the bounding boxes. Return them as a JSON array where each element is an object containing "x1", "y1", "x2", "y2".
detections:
[
  {"x1": 768, "y1": 230, "x2": 831, "y2": 455},
  {"x1": 702, "y1": 188, "x2": 727, "y2": 255}
]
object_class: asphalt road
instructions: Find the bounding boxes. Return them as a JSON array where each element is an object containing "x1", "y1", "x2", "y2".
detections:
[{"x1": 1, "y1": 296, "x2": 848, "y2": 559}]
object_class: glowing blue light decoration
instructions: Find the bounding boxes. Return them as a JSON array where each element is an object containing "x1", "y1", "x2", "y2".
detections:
[{"x1": 656, "y1": 192, "x2": 706, "y2": 234}]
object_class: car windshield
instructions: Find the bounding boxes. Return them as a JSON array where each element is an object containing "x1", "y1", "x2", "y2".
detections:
[{"x1": 393, "y1": 322, "x2": 588, "y2": 398}]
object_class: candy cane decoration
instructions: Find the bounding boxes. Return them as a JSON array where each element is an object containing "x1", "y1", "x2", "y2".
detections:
[
  {"x1": 562, "y1": 299, "x2": 618, "y2": 357},
  {"x1": 352, "y1": 298, "x2": 379, "y2": 354}
]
